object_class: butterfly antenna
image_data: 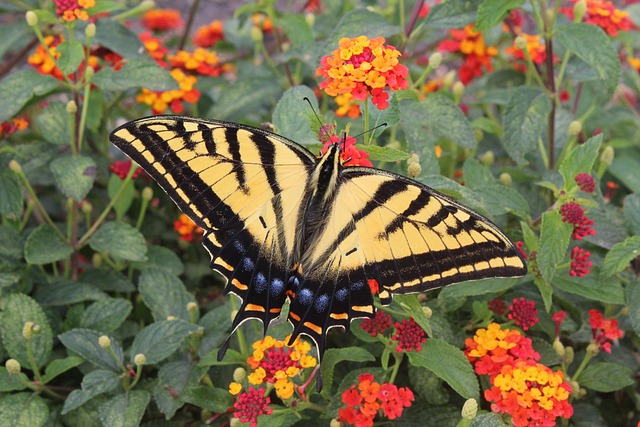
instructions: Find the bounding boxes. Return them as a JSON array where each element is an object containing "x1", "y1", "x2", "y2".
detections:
[
  {"x1": 303, "y1": 97, "x2": 331, "y2": 143},
  {"x1": 352, "y1": 122, "x2": 388, "y2": 140}
]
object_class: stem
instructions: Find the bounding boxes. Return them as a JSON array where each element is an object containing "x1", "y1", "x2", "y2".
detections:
[
  {"x1": 77, "y1": 73, "x2": 92, "y2": 154},
  {"x1": 388, "y1": 352, "x2": 403, "y2": 384},
  {"x1": 25, "y1": 339, "x2": 44, "y2": 384},
  {"x1": 14, "y1": 170, "x2": 66, "y2": 240},
  {"x1": 178, "y1": 0, "x2": 201, "y2": 51},
  {"x1": 570, "y1": 351, "x2": 592, "y2": 382}
]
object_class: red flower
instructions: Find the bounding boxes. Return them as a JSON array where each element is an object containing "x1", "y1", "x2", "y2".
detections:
[
  {"x1": 560, "y1": 0, "x2": 633, "y2": 36},
  {"x1": 588, "y1": 309, "x2": 624, "y2": 353},
  {"x1": 552, "y1": 311, "x2": 567, "y2": 339},
  {"x1": 233, "y1": 387, "x2": 273, "y2": 427},
  {"x1": 437, "y1": 25, "x2": 498, "y2": 84},
  {"x1": 570, "y1": 247, "x2": 592, "y2": 277},
  {"x1": 193, "y1": 20, "x2": 224, "y2": 47},
  {"x1": 109, "y1": 160, "x2": 141, "y2": 180},
  {"x1": 560, "y1": 201, "x2": 585, "y2": 225},
  {"x1": 360, "y1": 311, "x2": 392, "y2": 337},
  {"x1": 392, "y1": 318, "x2": 426, "y2": 352},
  {"x1": 488, "y1": 298, "x2": 507, "y2": 316},
  {"x1": 572, "y1": 215, "x2": 596, "y2": 240},
  {"x1": 173, "y1": 214, "x2": 204, "y2": 243},
  {"x1": 516, "y1": 241, "x2": 528, "y2": 259},
  {"x1": 141, "y1": 9, "x2": 182, "y2": 31},
  {"x1": 321, "y1": 135, "x2": 373, "y2": 167},
  {"x1": 507, "y1": 297, "x2": 539, "y2": 330},
  {"x1": 575, "y1": 173, "x2": 595, "y2": 192}
]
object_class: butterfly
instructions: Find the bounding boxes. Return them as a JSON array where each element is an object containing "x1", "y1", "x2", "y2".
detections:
[{"x1": 110, "y1": 115, "x2": 527, "y2": 363}]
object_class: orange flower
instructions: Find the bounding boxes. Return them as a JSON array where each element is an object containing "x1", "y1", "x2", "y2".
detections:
[
  {"x1": 141, "y1": 9, "x2": 182, "y2": 31},
  {"x1": 561, "y1": 0, "x2": 633, "y2": 36},
  {"x1": 0, "y1": 117, "x2": 29, "y2": 138},
  {"x1": 628, "y1": 56, "x2": 640, "y2": 73},
  {"x1": 335, "y1": 93, "x2": 361, "y2": 118},
  {"x1": 484, "y1": 360, "x2": 573, "y2": 427},
  {"x1": 28, "y1": 36, "x2": 64, "y2": 80},
  {"x1": 316, "y1": 36, "x2": 409, "y2": 110},
  {"x1": 193, "y1": 20, "x2": 224, "y2": 47},
  {"x1": 173, "y1": 214, "x2": 204, "y2": 242},
  {"x1": 320, "y1": 134, "x2": 372, "y2": 167},
  {"x1": 139, "y1": 31, "x2": 169, "y2": 67},
  {"x1": 54, "y1": 0, "x2": 95, "y2": 22},
  {"x1": 506, "y1": 34, "x2": 554, "y2": 70},
  {"x1": 169, "y1": 48, "x2": 224, "y2": 77},
  {"x1": 136, "y1": 68, "x2": 200, "y2": 114},
  {"x1": 250, "y1": 13, "x2": 273, "y2": 32},
  {"x1": 588, "y1": 309, "x2": 624, "y2": 353},
  {"x1": 437, "y1": 24, "x2": 498, "y2": 84}
]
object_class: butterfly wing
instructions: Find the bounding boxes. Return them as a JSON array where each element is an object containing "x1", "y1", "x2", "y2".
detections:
[
  {"x1": 288, "y1": 166, "x2": 527, "y2": 346},
  {"x1": 110, "y1": 116, "x2": 317, "y2": 348}
]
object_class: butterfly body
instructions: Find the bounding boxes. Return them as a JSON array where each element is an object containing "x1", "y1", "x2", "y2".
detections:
[{"x1": 110, "y1": 116, "x2": 526, "y2": 361}]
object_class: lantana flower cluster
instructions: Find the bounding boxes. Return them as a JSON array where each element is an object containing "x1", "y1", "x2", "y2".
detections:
[
  {"x1": 465, "y1": 323, "x2": 573, "y2": 426},
  {"x1": 320, "y1": 134, "x2": 373, "y2": 168},
  {"x1": 360, "y1": 313, "x2": 426, "y2": 353},
  {"x1": 54, "y1": 0, "x2": 95, "y2": 22},
  {"x1": 316, "y1": 36, "x2": 409, "y2": 110},
  {"x1": 338, "y1": 373, "x2": 414, "y2": 427},
  {"x1": 560, "y1": 0, "x2": 634, "y2": 36},
  {"x1": 588, "y1": 309, "x2": 624, "y2": 353},
  {"x1": 437, "y1": 24, "x2": 498, "y2": 84},
  {"x1": 173, "y1": 214, "x2": 204, "y2": 243},
  {"x1": 229, "y1": 335, "x2": 317, "y2": 401}
]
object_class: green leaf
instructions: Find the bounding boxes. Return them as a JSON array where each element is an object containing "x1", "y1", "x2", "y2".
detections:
[
  {"x1": 129, "y1": 319, "x2": 200, "y2": 365},
  {"x1": 321, "y1": 347, "x2": 375, "y2": 393},
  {"x1": 360, "y1": 144, "x2": 410, "y2": 162},
  {"x1": 534, "y1": 276, "x2": 553, "y2": 312},
  {"x1": 50, "y1": 155, "x2": 97, "y2": 202},
  {"x1": 626, "y1": 280, "x2": 640, "y2": 335},
  {"x1": 473, "y1": 185, "x2": 530, "y2": 219},
  {"x1": 502, "y1": 87, "x2": 552, "y2": 164},
  {"x1": 609, "y1": 153, "x2": 640, "y2": 194},
  {"x1": 601, "y1": 236, "x2": 640, "y2": 277},
  {"x1": 34, "y1": 278, "x2": 107, "y2": 306},
  {"x1": 439, "y1": 277, "x2": 518, "y2": 298},
  {"x1": 0, "y1": 293, "x2": 53, "y2": 369},
  {"x1": 138, "y1": 269, "x2": 195, "y2": 321},
  {"x1": 462, "y1": 159, "x2": 495, "y2": 190},
  {"x1": 107, "y1": 174, "x2": 135, "y2": 219},
  {"x1": 578, "y1": 362, "x2": 634, "y2": 392},
  {"x1": 557, "y1": 24, "x2": 621, "y2": 99},
  {"x1": 558, "y1": 134, "x2": 602, "y2": 191},
  {"x1": 34, "y1": 101, "x2": 70, "y2": 145},
  {"x1": 0, "y1": 171, "x2": 23, "y2": 217},
  {"x1": 58, "y1": 329, "x2": 124, "y2": 372},
  {"x1": 0, "y1": 392, "x2": 49, "y2": 427},
  {"x1": 92, "y1": 58, "x2": 177, "y2": 92},
  {"x1": 365, "y1": 94, "x2": 400, "y2": 137},
  {"x1": 133, "y1": 245, "x2": 185, "y2": 276},
  {"x1": 0, "y1": 69, "x2": 59, "y2": 123},
  {"x1": 326, "y1": 9, "x2": 401, "y2": 45},
  {"x1": 0, "y1": 367, "x2": 28, "y2": 392},
  {"x1": 198, "y1": 303, "x2": 233, "y2": 357},
  {"x1": 0, "y1": 21, "x2": 32, "y2": 60},
  {"x1": 0, "y1": 225, "x2": 24, "y2": 261},
  {"x1": 24, "y1": 224, "x2": 73, "y2": 264},
  {"x1": 80, "y1": 298, "x2": 132, "y2": 333},
  {"x1": 476, "y1": 0, "x2": 524, "y2": 30},
  {"x1": 399, "y1": 99, "x2": 440, "y2": 175},
  {"x1": 93, "y1": 18, "x2": 143, "y2": 58},
  {"x1": 181, "y1": 386, "x2": 234, "y2": 414},
  {"x1": 98, "y1": 390, "x2": 150, "y2": 427},
  {"x1": 393, "y1": 294, "x2": 433, "y2": 336},
  {"x1": 80, "y1": 268, "x2": 136, "y2": 293},
  {"x1": 56, "y1": 39, "x2": 84, "y2": 75},
  {"x1": 521, "y1": 221, "x2": 539, "y2": 253},
  {"x1": 272, "y1": 85, "x2": 318, "y2": 145},
  {"x1": 278, "y1": 13, "x2": 313, "y2": 46},
  {"x1": 425, "y1": 0, "x2": 483, "y2": 28},
  {"x1": 89, "y1": 221, "x2": 147, "y2": 262},
  {"x1": 537, "y1": 211, "x2": 572, "y2": 283},
  {"x1": 42, "y1": 356, "x2": 84, "y2": 384},
  {"x1": 407, "y1": 338, "x2": 479, "y2": 400},
  {"x1": 61, "y1": 369, "x2": 120, "y2": 414},
  {"x1": 153, "y1": 360, "x2": 206, "y2": 418},
  {"x1": 424, "y1": 94, "x2": 476, "y2": 149},
  {"x1": 623, "y1": 194, "x2": 640, "y2": 235},
  {"x1": 471, "y1": 413, "x2": 510, "y2": 427}
]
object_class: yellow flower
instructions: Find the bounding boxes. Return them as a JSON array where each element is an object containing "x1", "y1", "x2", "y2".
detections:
[
  {"x1": 248, "y1": 367, "x2": 266, "y2": 385},
  {"x1": 274, "y1": 378, "x2": 295, "y2": 399},
  {"x1": 228, "y1": 382, "x2": 242, "y2": 395}
]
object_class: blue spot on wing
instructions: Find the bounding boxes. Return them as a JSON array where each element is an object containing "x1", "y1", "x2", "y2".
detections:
[
  {"x1": 254, "y1": 272, "x2": 267, "y2": 293},
  {"x1": 298, "y1": 288, "x2": 313, "y2": 305},
  {"x1": 242, "y1": 257, "x2": 254, "y2": 271},
  {"x1": 336, "y1": 288, "x2": 348, "y2": 302},
  {"x1": 270, "y1": 278, "x2": 284, "y2": 296},
  {"x1": 314, "y1": 294, "x2": 330, "y2": 312}
]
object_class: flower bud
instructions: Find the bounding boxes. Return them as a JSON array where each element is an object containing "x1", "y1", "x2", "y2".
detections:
[
  {"x1": 166, "y1": 315, "x2": 177, "y2": 321},
  {"x1": 586, "y1": 341, "x2": 599, "y2": 355},
  {"x1": 499, "y1": 172, "x2": 513, "y2": 187},
  {"x1": 141, "y1": 186, "x2": 153, "y2": 201},
  {"x1": 474, "y1": 128, "x2": 484, "y2": 143},
  {"x1": 514, "y1": 35, "x2": 528, "y2": 50},
  {"x1": 99, "y1": 335, "x2": 111, "y2": 348},
  {"x1": 6, "y1": 359, "x2": 21, "y2": 374},
  {"x1": 134, "y1": 353, "x2": 146, "y2": 366},
  {"x1": 428, "y1": 51, "x2": 442, "y2": 69},
  {"x1": 305, "y1": 13, "x2": 315, "y2": 28},
  {"x1": 9, "y1": 160, "x2": 22, "y2": 174},
  {"x1": 552, "y1": 338, "x2": 565, "y2": 357},
  {"x1": 85, "y1": 23, "x2": 96, "y2": 38},
  {"x1": 187, "y1": 302, "x2": 198, "y2": 313},
  {"x1": 452, "y1": 81, "x2": 464, "y2": 99},
  {"x1": 569, "y1": 380, "x2": 580, "y2": 397},
  {"x1": 22, "y1": 322, "x2": 35, "y2": 339},
  {"x1": 422, "y1": 306, "x2": 432, "y2": 318},
  {"x1": 443, "y1": 71, "x2": 456, "y2": 88},
  {"x1": 92, "y1": 252, "x2": 103, "y2": 268},
  {"x1": 66, "y1": 100, "x2": 78, "y2": 114},
  {"x1": 564, "y1": 346, "x2": 574, "y2": 364},
  {"x1": 407, "y1": 162, "x2": 421, "y2": 178},
  {"x1": 568, "y1": 120, "x2": 582, "y2": 137},
  {"x1": 600, "y1": 146, "x2": 614, "y2": 167},
  {"x1": 574, "y1": 0, "x2": 587, "y2": 22},
  {"x1": 329, "y1": 419, "x2": 342, "y2": 427},
  {"x1": 26, "y1": 11, "x2": 38, "y2": 27},
  {"x1": 230, "y1": 418, "x2": 241, "y2": 427},
  {"x1": 81, "y1": 200, "x2": 92, "y2": 214},
  {"x1": 233, "y1": 367, "x2": 247, "y2": 383},
  {"x1": 250, "y1": 26, "x2": 263, "y2": 42},
  {"x1": 140, "y1": 0, "x2": 156, "y2": 11},
  {"x1": 407, "y1": 153, "x2": 419, "y2": 165},
  {"x1": 84, "y1": 66, "x2": 95, "y2": 79},
  {"x1": 461, "y1": 398, "x2": 478, "y2": 419},
  {"x1": 479, "y1": 150, "x2": 494, "y2": 167}
]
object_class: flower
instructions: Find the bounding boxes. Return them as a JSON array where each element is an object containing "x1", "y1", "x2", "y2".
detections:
[
  {"x1": 110, "y1": 160, "x2": 142, "y2": 180},
  {"x1": 484, "y1": 360, "x2": 573, "y2": 427},
  {"x1": 321, "y1": 134, "x2": 373, "y2": 167},
  {"x1": 508, "y1": 297, "x2": 539, "y2": 330},
  {"x1": 193, "y1": 20, "x2": 224, "y2": 47},
  {"x1": 28, "y1": 35, "x2": 64, "y2": 80},
  {"x1": 136, "y1": 68, "x2": 200, "y2": 114},
  {"x1": 338, "y1": 374, "x2": 414, "y2": 427},
  {"x1": 233, "y1": 387, "x2": 273, "y2": 427},
  {"x1": 465, "y1": 323, "x2": 540, "y2": 376},
  {"x1": 392, "y1": 318, "x2": 426, "y2": 352},
  {"x1": 245, "y1": 335, "x2": 317, "y2": 400},
  {"x1": 335, "y1": 93, "x2": 361, "y2": 118},
  {"x1": 141, "y1": 9, "x2": 182, "y2": 31},
  {"x1": 575, "y1": 173, "x2": 595, "y2": 192},
  {"x1": 54, "y1": 0, "x2": 95, "y2": 22},
  {"x1": 488, "y1": 298, "x2": 508, "y2": 316},
  {"x1": 173, "y1": 213, "x2": 204, "y2": 243},
  {"x1": 316, "y1": 36, "x2": 409, "y2": 110},
  {"x1": 552, "y1": 311, "x2": 567, "y2": 339},
  {"x1": 572, "y1": 215, "x2": 596, "y2": 240},
  {"x1": 588, "y1": 309, "x2": 624, "y2": 353},
  {"x1": 139, "y1": 31, "x2": 169, "y2": 67},
  {"x1": 0, "y1": 117, "x2": 29, "y2": 138},
  {"x1": 560, "y1": 201, "x2": 584, "y2": 225},
  {"x1": 570, "y1": 247, "x2": 592, "y2": 277},
  {"x1": 169, "y1": 48, "x2": 224, "y2": 77},
  {"x1": 360, "y1": 310, "x2": 392, "y2": 337},
  {"x1": 229, "y1": 382, "x2": 242, "y2": 395},
  {"x1": 437, "y1": 24, "x2": 498, "y2": 84},
  {"x1": 560, "y1": 0, "x2": 633, "y2": 36},
  {"x1": 419, "y1": 4, "x2": 430, "y2": 18},
  {"x1": 506, "y1": 33, "x2": 554, "y2": 71},
  {"x1": 516, "y1": 241, "x2": 528, "y2": 259}
]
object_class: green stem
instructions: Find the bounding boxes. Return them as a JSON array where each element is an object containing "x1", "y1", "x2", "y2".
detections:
[
  {"x1": 68, "y1": 104, "x2": 78, "y2": 156},
  {"x1": 537, "y1": 137, "x2": 549, "y2": 170},
  {"x1": 25, "y1": 339, "x2": 43, "y2": 384},
  {"x1": 571, "y1": 351, "x2": 592, "y2": 382},
  {"x1": 388, "y1": 352, "x2": 403, "y2": 384},
  {"x1": 77, "y1": 73, "x2": 93, "y2": 154},
  {"x1": 15, "y1": 171, "x2": 66, "y2": 240}
]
